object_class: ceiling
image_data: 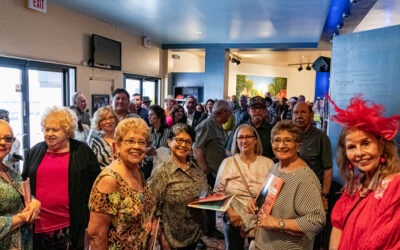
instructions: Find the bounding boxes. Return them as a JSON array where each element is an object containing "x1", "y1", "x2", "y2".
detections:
[{"x1": 49, "y1": 0, "x2": 399, "y2": 66}]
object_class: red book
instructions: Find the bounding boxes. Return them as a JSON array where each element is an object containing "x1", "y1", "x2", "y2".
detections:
[
  {"x1": 188, "y1": 193, "x2": 235, "y2": 212},
  {"x1": 255, "y1": 173, "x2": 284, "y2": 215}
]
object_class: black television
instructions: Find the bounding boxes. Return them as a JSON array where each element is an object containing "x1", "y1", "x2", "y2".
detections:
[{"x1": 89, "y1": 34, "x2": 121, "y2": 70}]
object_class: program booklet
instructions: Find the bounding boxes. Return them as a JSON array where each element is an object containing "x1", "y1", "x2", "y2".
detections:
[
  {"x1": 255, "y1": 173, "x2": 284, "y2": 215},
  {"x1": 21, "y1": 178, "x2": 31, "y2": 205},
  {"x1": 188, "y1": 193, "x2": 235, "y2": 212}
]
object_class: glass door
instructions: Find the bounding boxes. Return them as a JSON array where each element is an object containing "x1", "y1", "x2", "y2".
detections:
[
  {"x1": 0, "y1": 67, "x2": 24, "y2": 153},
  {"x1": 28, "y1": 69, "x2": 64, "y2": 147}
]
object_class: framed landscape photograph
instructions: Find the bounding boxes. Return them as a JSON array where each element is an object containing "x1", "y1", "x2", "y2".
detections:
[{"x1": 92, "y1": 94, "x2": 110, "y2": 115}]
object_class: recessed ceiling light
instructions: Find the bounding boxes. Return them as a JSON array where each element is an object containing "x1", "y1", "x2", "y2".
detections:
[{"x1": 196, "y1": 31, "x2": 202, "y2": 35}]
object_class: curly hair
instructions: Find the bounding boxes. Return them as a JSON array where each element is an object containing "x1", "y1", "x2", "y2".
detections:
[
  {"x1": 230, "y1": 124, "x2": 262, "y2": 155},
  {"x1": 336, "y1": 128, "x2": 400, "y2": 195},
  {"x1": 92, "y1": 106, "x2": 119, "y2": 131},
  {"x1": 270, "y1": 120, "x2": 304, "y2": 144},
  {"x1": 115, "y1": 117, "x2": 150, "y2": 143},
  {"x1": 41, "y1": 106, "x2": 77, "y2": 138},
  {"x1": 169, "y1": 123, "x2": 196, "y2": 142},
  {"x1": 149, "y1": 104, "x2": 167, "y2": 128}
]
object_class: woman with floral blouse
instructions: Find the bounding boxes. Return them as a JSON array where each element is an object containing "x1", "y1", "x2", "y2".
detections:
[
  {"x1": 148, "y1": 123, "x2": 208, "y2": 250},
  {"x1": 87, "y1": 118, "x2": 156, "y2": 249}
]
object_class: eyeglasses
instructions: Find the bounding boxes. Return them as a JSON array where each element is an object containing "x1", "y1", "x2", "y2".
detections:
[
  {"x1": 272, "y1": 137, "x2": 296, "y2": 146},
  {"x1": 237, "y1": 135, "x2": 255, "y2": 141},
  {"x1": 100, "y1": 117, "x2": 115, "y2": 123},
  {"x1": 174, "y1": 137, "x2": 193, "y2": 146},
  {"x1": 0, "y1": 136, "x2": 15, "y2": 144},
  {"x1": 122, "y1": 139, "x2": 147, "y2": 147}
]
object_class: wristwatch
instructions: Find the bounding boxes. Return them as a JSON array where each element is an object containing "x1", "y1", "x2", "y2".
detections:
[
  {"x1": 278, "y1": 219, "x2": 285, "y2": 232},
  {"x1": 322, "y1": 192, "x2": 329, "y2": 199}
]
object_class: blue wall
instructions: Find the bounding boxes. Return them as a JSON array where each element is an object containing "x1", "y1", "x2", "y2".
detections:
[
  {"x1": 314, "y1": 72, "x2": 330, "y2": 101},
  {"x1": 329, "y1": 25, "x2": 400, "y2": 183}
]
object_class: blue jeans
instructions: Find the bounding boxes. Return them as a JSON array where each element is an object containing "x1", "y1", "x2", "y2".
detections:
[{"x1": 223, "y1": 215, "x2": 245, "y2": 250}]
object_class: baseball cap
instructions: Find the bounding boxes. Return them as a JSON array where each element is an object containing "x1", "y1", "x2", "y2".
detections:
[{"x1": 249, "y1": 96, "x2": 266, "y2": 108}]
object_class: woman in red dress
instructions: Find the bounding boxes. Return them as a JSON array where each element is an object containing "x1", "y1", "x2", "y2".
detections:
[{"x1": 329, "y1": 95, "x2": 400, "y2": 250}]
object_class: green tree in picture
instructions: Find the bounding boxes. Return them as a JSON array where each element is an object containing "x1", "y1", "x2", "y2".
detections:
[
  {"x1": 268, "y1": 77, "x2": 287, "y2": 96},
  {"x1": 236, "y1": 75, "x2": 256, "y2": 97}
]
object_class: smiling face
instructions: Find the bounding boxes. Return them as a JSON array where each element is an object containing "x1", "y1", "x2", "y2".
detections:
[
  {"x1": 344, "y1": 128, "x2": 382, "y2": 176},
  {"x1": 99, "y1": 112, "x2": 117, "y2": 133},
  {"x1": 168, "y1": 131, "x2": 193, "y2": 162},
  {"x1": 118, "y1": 131, "x2": 147, "y2": 168},
  {"x1": 148, "y1": 109, "x2": 160, "y2": 126},
  {"x1": 174, "y1": 107, "x2": 184, "y2": 122},
  {"x1": 112, "y1": 93, "x2": 129, "y2": 113},
  {"x1": 0, "y1": 121, "x2": 13, "y2": 161},
  {"x1": 271, "y1": 130, "x2": 299, "y2": 163},
  {"x1": 43, "y1": 119, "x2": 70, "y2": 152},
  {"x1": 236, "y1": 127, "x2": 257, "y2": 155}
]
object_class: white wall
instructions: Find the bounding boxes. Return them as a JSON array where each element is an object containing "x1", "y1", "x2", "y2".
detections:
[
  {"x1": 0, "y1": 0, "x2": 163, "y2": 111},
  {"x1": 228, "y1": 62, "x2": 316, "y2": 102},
  {"x1": 168, "y1": 50, "x2": 205, "y2": 72}
]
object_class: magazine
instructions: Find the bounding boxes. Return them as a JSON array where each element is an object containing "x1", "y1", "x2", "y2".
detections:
[
  {"x1": 188, "y1": 193, "x2": 235, "y2": 212},
  {"x1": 255, "y1": 173, "x2": 284, "y2": 215},
  {"x1": 21, "y1": 178, "x2": 31, "y2": 205}
]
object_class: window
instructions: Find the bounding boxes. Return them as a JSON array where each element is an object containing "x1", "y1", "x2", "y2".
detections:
[
  {"x1": 0, "y1": 57, "x2": 75, "y2": 154},
  {"x1": 124, "y1": 74, "x2": 160, "y2": 105}
]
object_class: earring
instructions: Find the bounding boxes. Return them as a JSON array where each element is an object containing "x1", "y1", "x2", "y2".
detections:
[
  {"x1": 348, "y1": 163, "x2": 354, "y2": 170},
  {"x1": 380, "y1": 157, "x2": 386, "y2": 164}
]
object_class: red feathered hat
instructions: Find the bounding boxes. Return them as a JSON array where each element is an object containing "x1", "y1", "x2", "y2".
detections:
[{"x1": 328, "y1": 94, "x2": 400, "y2": 141}]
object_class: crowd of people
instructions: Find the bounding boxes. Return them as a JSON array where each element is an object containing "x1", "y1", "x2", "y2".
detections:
[{"x1": 0, "y1": 90, "x2": 399, "y2": 250}]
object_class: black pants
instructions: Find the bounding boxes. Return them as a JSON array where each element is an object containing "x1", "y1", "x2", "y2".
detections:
[
  {"x1": 207, "y1": 173, "x2": 217, "y2": 234},
  {"x1": 33, "y1": 227, "x2": 73, "y2": 250}
]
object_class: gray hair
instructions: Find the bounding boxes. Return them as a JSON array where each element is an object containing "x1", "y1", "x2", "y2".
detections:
[
  {"x1": 231, "y1": 124, "x2": 263, "y2": 155},
  {"x1": 211, "y1": 100, "x2": 231, "y2": 115}
]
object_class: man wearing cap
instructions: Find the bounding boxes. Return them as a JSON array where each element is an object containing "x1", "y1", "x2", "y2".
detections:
[
  {"x1": 226, "y1": 96, "x2": 274, "y2": 159},
  {"x1": 132, "y1": 93, "x2": 149, "y2": 124},
  {"x1": 164, "y1": 95, "x2": 176, "y2": 117}
]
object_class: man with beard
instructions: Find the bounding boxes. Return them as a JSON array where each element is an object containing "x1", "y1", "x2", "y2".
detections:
[
  {"x1": 292, "y1": 102, "x2": 333, "y2": 250},
  {"x1": 226, "y1": 96, "x2": 274, "y2": 159},
  {"x1": 71, "y1": 92, "x2": 91, "y2": 126},
  {"x1": 132, "y1": 93, "x2": 149, "y2": 124}
]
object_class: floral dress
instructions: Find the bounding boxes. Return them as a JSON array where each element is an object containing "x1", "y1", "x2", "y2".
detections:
[
  {"x1": 88, "y1": 168, "x2": 156, "y2": 250},
  {"x1": 0, "y1": 166, "x2": 32, "y2": 250}
]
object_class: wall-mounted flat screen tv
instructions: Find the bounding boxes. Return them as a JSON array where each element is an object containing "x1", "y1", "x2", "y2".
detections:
[{"x1": 90, "y1": 34, "x2": 121, "y2": 70}]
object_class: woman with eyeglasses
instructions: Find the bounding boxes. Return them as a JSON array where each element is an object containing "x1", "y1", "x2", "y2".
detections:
[
  {"x1": 22, "y1": 106, "x2": 100, "y2": 249},
  {"x1": 90, "y1": 106, "x2": 119, "y2": 169},
  {"x1": 0, "y1": 120, "x2": 41, "y2": 249},
  {"x1": 248, "y1": 120, "x2": 325, "y2": 250},
  {"x1": 87, "y1": 117, "x2": 156, "y2": 249},
  {"x1": 214, "y1": 124, "x2": 273, "y2": 250},
  {"x1": 148, "y1": 123, "x2": 208, "y2": 250}
]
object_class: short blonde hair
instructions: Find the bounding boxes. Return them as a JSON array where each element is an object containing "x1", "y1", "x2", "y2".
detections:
[
  {"x1": 91, "y1": 106, "x2": 119, "y2": 131},
  {"x1": 115, "y1": 117, "x2": 150, "y2": 143},
  {"x1": 41, "y1": 106, "x2": 77, "y2": 138},
  {"x1": 231, "y1": 124, "x2": 262, "y2": 155}
]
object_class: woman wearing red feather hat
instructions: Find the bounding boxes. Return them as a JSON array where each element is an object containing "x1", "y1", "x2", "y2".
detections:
[{"x1": 329, "y1": 95, "x2": 400, "y2": 250}]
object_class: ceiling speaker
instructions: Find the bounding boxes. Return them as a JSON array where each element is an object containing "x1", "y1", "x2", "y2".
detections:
[
  {"x1": 143, "y1": 36, "x2": 151, "y2": 48},
  {"x1": 312, "y1": 56, "x2": 331, "y2": 72}
]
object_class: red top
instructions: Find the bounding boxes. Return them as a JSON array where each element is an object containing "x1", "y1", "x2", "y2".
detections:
[
  {"x1": 331, "y1": 173, "x2": 400, "y2": 250},
  {"x1": 34, "y1": 152, "x2": 70, "y2": 233}
]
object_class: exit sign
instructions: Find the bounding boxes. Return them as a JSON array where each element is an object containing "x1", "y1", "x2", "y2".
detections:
[{"x1": 28, "y1": 0, "x2": 47, "y2": 13}]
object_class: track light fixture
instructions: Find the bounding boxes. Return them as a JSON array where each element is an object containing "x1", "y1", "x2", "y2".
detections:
[
  {"x1": 227, "y1": 50, "x2": 241, "y2": 65},
  {"x1": 298, "y1": 65, "x2": 303, "y2": 71},
  {"x1": 306, "y1": 64, "x2": 312, "y2": 71}
]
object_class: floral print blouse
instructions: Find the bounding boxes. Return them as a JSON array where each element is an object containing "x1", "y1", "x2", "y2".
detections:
[
  {"x1": 88, "y1": 168, "x2": 156, "y2": 250},
  {"x1": 0, "y1": 166, "x2": 31, "y2": 250}
]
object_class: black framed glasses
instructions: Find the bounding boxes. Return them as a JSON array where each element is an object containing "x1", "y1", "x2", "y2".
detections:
[
  {"x1": 174, "y1": 137, "x2": 192, "y2": 146},
  {"x1": 0, "y1": 136, "x2": 15, "y2": 144}
]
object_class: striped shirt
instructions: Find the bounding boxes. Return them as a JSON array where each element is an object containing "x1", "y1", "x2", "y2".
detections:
[
  {"x1": 255, "y1": 163, "x2": 326, "y2": 250},
  {"x1": 90, "y1": 136, "x2": 112, "y2": 169}
]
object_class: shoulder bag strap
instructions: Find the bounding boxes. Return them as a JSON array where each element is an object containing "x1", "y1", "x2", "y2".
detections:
[{"x1": 233, "y1": 156, "x2": 253, "y2": 197}]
